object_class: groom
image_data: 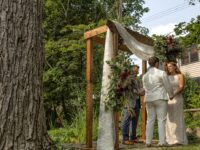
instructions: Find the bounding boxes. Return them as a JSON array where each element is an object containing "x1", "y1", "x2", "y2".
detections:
[{"x1": 142, "y1": 56, "x2": 173, "y2": 146}]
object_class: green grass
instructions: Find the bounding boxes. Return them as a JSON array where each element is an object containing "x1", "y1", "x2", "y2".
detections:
[
  {"x1": 48, "y1": 109, "x2": 98, "y2": 145},
  {"x1": 123, "y1": 137, "x2": 200, "y2": 150},
  {"x1": 157, "y1": 137, "x2": 200, "y2": 150},
  {"x1": 48, "y1": 108, "x2": 200, "y2": 149}
]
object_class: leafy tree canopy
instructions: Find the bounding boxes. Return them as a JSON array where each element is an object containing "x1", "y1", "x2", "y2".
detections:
[
  {"x1": 44, "y1": 0, "x2": 149, "y2": 38},
  {"x1": 174, "y1": 16, "x2": 200, "y2": 48},
  {"x1": 188, "y1": 0, "x2": 200, "y2": 5}
]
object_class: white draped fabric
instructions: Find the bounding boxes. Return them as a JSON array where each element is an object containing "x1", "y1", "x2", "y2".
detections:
[
  {"x1": 113, "y1": 21, "x2": 154, "y2": 60},
  {"x1": 97, "y1": 28, "x2": 115, "y2": 150},
  {"x1": 97, "y1": 21, "x2": 155, "y2": 150}
]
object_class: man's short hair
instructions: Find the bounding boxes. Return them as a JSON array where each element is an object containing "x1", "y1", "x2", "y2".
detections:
[
  {"x1": 148, "y1": 56, "x2": 159, "y2": 67},
  {"x1": 132, "y1": 64, "x2": 139, "y2": 69}
]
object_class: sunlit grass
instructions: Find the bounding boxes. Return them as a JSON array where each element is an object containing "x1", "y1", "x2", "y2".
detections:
[{"x1": 48, "y1": 108, "x2": 98, "y2": 145}]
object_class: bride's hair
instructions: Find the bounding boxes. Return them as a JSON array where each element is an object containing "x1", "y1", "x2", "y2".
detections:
[{"x1": 165, "y1": 61, "x2": 182, "y2": 75}]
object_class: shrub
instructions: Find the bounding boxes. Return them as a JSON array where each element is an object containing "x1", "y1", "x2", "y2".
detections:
[
  {"x1": 183, "y1": 75, "x2": 200, "y2": 109},
  {"x1": 48, "y1": 108, "x2": 98, "y2": 145}
]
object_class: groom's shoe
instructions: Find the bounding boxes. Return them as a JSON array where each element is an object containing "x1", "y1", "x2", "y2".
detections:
[
  {"x1": 130, "y1": 138, "x2": 141, "y2": 143},
  {"x1": 122, "y1": 140, "x2": 134, "y2": 145}
]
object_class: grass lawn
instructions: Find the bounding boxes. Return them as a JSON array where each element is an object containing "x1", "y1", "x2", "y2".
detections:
[
  {"x1": 121, "y1": 136, "x2": 200, "y2": 150},
  {"x1": 49, "y1": 110, "x2": 200, "y2": 149}
]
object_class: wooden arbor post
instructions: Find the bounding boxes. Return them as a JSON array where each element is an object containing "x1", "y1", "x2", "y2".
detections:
[
  {"x1": 86, "y1": 38, "x2": 93, "y2": 149},
  {"x1": 141, "y1": 60, "x2": 147, "y2": 141},
  {"x1": 84, "y1": 25, "x2": 108, "y2": 150},
  {"x1": 84, "y1": 20, "x2": 153, "y2": 150}
]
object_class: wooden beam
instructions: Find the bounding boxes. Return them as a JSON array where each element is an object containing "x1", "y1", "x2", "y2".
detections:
[
  {"x1": 114, "y1": 112, "x2": 119, "y2": 150},
  {"x1": 112, "y1": 31, "x2": 118, "y2": 56},
  {"x1": 92, "y1": 36, "x2": 131, "y2": 53},
  {"x1": 118, "y1": 44, "x2": 130, "y2": 53},
  {"x1": 84, "y1": 20, "x2": 153, "y2": 46},
  {"x1": 84, "y1": 25, "x2": 108, "y2": 39},
  {"x1": 106, "y1": 20, "x2": 118, "y2": 33},
  {"x1": 92, "y1": 36, "x2": 105, "y2": 45},
  {"x1": 141, "y1": 60, "x2": 147, "y2": 142},
  {"x1": 86, "y1": 39, "x2": 93, "y2": 149},
  {"x1": 184, "y1": 108, "x2": 200, "y2": 112}
]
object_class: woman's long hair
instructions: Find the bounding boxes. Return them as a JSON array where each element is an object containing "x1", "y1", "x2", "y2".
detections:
[{"x1": 165, "y1": 61, "x2": 182, "y2": 75}]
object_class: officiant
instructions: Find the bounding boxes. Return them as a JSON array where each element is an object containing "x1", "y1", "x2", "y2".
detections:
[{"x1": 122, "y1": 65, "x2": 145, "y2": 145}]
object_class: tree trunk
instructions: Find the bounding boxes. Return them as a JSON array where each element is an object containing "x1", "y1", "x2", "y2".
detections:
[{"x1": 0, "y1": 0, "x2": 52, "y2": 149}]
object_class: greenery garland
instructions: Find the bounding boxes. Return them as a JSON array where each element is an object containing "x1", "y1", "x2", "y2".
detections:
[{"x1": 105, "y1": 53, "x2": 136, "y2": 112}]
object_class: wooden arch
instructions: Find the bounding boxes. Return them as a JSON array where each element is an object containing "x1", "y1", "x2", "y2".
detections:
[{"x1": 84, "y1": 20, "x2": 153, "y2": 150}]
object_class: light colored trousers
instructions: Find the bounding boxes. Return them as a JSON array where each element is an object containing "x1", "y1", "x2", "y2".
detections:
[{"x1": 145, "y1": 100, "x2": 168, "y2": 145}]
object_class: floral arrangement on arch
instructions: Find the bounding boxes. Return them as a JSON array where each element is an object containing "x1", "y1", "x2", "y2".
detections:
[
  {"x1": 153, "y1": 35, "x2": 183, "y2": 62},
  {"x1": 104, "y1": 53, "x2": 137, "y2": 112}
]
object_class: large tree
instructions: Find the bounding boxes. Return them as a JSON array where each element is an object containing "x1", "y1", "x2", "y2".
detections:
[{"x1": 0, "y1": 0, "x2": 52, "y2": 149}]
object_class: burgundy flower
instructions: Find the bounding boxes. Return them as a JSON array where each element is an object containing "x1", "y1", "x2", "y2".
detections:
[
  {"x1": 119, "y1": 69, "x2": 129, "y2": 80},
  {"x1": 115, "y1": 84, "x2": 124, "y2": 97},
  {"x1": 166, "y1": 36, "x2": 173, "y2": 45}
]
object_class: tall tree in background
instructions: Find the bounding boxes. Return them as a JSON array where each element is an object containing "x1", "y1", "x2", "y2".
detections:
[
  {"x1": 44, "y1": 0, "x2": 107, "y2": 39},
  {"x1": 44, "y1": 0, "x2": 149, "y2": 38},
  {"x1": 189, "y1": 0, "x2": 200, "y2": 5},
  {"x1": 0, "y1": 0, "x2": 52, "y2": 149},
  {"x1": 99, "y1": 0, "x2": 149, "y2": 33},
  {"x1": 174, "y1": 0, "x2": 200, "y2": 47},
  {"x1": 174, "y1": 16, "x2": 200, "y2": 47}
]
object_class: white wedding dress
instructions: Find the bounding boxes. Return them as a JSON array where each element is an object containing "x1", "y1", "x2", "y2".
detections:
[{"x1": 166, "y1": 75, "x2": 188, "y2": 145}]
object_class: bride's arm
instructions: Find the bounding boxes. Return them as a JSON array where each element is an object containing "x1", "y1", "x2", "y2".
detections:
[{"x1": 172, "y1": 74, "x2": 185, "y2": 98}]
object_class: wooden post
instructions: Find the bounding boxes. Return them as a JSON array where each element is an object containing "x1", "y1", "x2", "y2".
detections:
[
  {"x1": 86, "y1": 38, "x2": 93, "y2": 149},
  {"x1": 141, "y1": 60, "x2": 147, "y2": 141},
  {"x1": 113, "y1": 31, "x2": 119, "y2": 150},
  {"x1": 114, "y1": 112, "x2": 119, "y2": 150}
]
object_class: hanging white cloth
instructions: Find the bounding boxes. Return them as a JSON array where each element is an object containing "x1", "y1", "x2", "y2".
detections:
[
  {"x1": 97, "y1": 28, "x2": 115, "y2": 150},
  {"x1": 113, "y1": 21, "x2": 154, "y2": 60}
]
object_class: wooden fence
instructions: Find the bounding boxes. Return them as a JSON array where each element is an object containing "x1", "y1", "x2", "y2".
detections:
[{"x1": 184, "y1": 108, "x2": 200, "y2": 112}]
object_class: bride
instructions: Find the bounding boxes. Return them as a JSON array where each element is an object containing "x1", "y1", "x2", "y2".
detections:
[{"x1": 165, "y1": 62, "x2": 188, "y2": 145}]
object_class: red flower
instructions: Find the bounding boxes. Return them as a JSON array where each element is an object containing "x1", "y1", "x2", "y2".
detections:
[
  {"x1": 119, "y1": 69, "x2": 129, "y2": 80},
  {"x1": 166, "y1": 36, "x2": 173, "y2": 45},
  {"x1": 115, "y1": 84, "x2": 124, "y2": 97}
]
